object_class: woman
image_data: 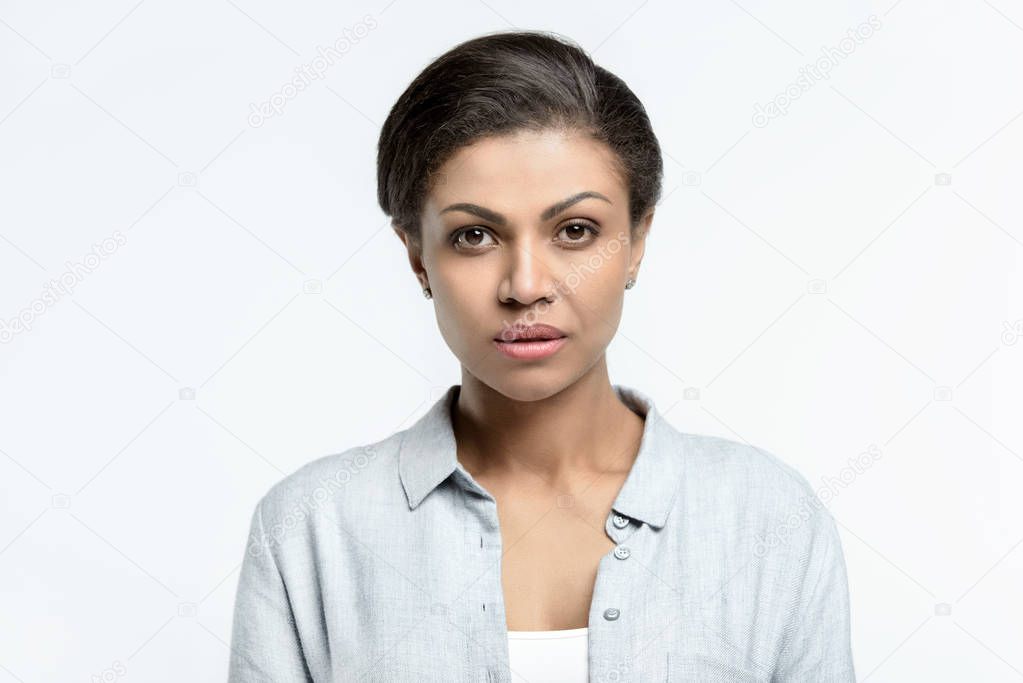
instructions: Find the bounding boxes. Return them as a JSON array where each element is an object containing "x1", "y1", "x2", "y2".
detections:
[{"x1": 228, "y1": 30, "x2": 855, "y2": 682}]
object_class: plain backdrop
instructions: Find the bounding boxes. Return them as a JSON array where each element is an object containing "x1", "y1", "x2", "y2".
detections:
[{"x1": 1, "y1": 0, "x2": 1021, "y2": 681}]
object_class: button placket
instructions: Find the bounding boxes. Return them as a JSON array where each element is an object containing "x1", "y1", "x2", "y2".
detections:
[
  {"x1": 605, "y1": 510, "x2": 636, "y2": 546},
  {"x1": 590, "y1": 524, "x2": 643, "y2": 682},
  {"x1": 459, "y1": 483, "x2": 512, "y2": 683},
  {"x1": 605, "y1": 529, "x2": 633, "y2": 625}
]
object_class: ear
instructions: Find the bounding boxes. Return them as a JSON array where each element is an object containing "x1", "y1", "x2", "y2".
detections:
[
  {"x1": 392, "y1": 224, "x2": 429, "y2": 291},
  {"x1": 627, "y1": 210, "x2": 654, "y2": 280}
]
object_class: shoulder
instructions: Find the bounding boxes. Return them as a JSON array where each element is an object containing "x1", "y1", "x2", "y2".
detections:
[
  {"x1": 681, "y1": 432, "x2": 817, "y2": 501},
  {"x1": 678, "y1": 432, "x2": 837, "y2": 548},
  {"x1": 254, "y1": 430, "x2": 404, "y2": 529}
]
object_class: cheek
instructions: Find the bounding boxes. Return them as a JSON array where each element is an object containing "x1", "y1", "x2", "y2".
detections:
[
  {"x1": 575, "y1": 251, "x2": 629, "y2": 299},
  {"x1": 587, "y1": 287, "x2": 626, "y2": 333},
  {"x1": 431, "y1": 300, "x2": 467, "y2": 359},
  {"x1": 568, "y1": 267, "x2": 627, "y2": 335},
  {"x1": 431, "y1": 282, "x2": 486, "y2": 347},
  {"x1": 430, "y1": 251, "x2": 491, "y2": 292}
]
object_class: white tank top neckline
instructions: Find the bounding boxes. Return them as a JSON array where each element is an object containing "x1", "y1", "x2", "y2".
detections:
[{"x1": 507, "y1": 626, "x2": 588, "y2": 682}]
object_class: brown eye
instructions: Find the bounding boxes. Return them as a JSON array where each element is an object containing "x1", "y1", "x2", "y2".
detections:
[
  {"x1": 452, "y1": 227, "x2": 496, "y2": 250},
  {"x1": 556, "y1": 222, "x2": 598, "y2": 244}
]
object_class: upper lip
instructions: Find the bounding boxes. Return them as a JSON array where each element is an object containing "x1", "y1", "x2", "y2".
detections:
[{"x1": 494, "y1": 323, "x2": 567, "y2": 342}]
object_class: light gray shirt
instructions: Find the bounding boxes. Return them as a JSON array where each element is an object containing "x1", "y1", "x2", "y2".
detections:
[{"x1": 227, "y1": 384, "x2": 855, "y2": 682}]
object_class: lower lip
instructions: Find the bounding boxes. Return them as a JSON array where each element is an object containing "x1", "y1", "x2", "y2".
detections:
[{"x1": 493, "y1": 337, "x2": 568, "y2": 360}]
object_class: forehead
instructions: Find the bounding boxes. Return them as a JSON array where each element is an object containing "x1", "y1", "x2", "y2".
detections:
[{"x1": 425, "y1": 129, "x2": 626, "y2": 210}]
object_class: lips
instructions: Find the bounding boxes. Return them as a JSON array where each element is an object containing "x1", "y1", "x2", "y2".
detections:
[
  {"x1": 494, "y1": 323, "x2": 567, "y2": 343},
  {"x1": 492, "y1": 336, "x2": 567, "y2": 360}
]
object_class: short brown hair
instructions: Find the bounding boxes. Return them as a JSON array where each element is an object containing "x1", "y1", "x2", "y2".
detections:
[{"x1": 376, "y1": 30, "x2": 663, "y2": 250}]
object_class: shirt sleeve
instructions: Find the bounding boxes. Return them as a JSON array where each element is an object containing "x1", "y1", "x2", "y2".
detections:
[
  {"x1": 227, "y1": 497, "x2": 313, "y2": 682},
  {"x1": 772, "y1": 509, "x2": 856, "y2": 682}
]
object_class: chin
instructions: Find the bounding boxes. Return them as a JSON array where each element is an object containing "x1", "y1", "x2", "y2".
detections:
[{"x1": 473, "y1": 371, "x2": 571, "y2": 403}]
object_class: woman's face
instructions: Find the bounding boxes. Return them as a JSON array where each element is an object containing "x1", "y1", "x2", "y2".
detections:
[{"x1": 397, "y1": 128, "x2": 652, "y2": 402}]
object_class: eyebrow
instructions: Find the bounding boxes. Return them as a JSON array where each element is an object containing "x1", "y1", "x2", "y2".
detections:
[{"x1": 439, "y1": 191, "x2": 612, "y2": 226}]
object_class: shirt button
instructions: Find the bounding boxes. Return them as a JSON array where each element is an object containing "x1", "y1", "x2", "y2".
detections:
[
  {"x1": 603, "y1": 607, "x2": 621, "y2": 621},
  {"x1": 612, "y1": 513, "x2": 630, "y2": 528},
  {"x1": 613, "y1": 545, "x2": 631, "y2": 560}
]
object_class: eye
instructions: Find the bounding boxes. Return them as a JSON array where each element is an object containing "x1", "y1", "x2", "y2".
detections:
[
  {"x1": 451, "y1": 227, "x2": 496, "y2": 251},
  {"x1": 556, "y1": 222, "x2": 599, "y2": 245}
]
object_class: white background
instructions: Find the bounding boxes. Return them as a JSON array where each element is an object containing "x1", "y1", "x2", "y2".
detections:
[{"x1": 1, "y1": 0, "x2": 1021, "y2": 681}]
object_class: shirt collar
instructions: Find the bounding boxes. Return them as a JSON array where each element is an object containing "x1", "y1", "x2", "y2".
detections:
[{"x1": 398, "y1": 384, "x2": 686, "y2": 529}]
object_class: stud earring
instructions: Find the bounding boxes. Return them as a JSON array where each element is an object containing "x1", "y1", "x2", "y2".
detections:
[
  {"x1": 625, "y1": 278, "x2": 636, "y2": 290},
  {"x1": 423, "y1": 286, "x2": 432, "y2": 299}
]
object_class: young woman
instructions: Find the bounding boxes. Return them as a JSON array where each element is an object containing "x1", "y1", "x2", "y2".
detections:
[{"x1": 228, "y1": 30, "x2": 855, "y2": 682}]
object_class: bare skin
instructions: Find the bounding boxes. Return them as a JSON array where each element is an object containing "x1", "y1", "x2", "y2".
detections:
[
  {"x1": 394, "y1": 127, "x2": 653, "y2": 631},
  {"x1": 456, "y1": 367, "x2": 646, "y2": 630}
]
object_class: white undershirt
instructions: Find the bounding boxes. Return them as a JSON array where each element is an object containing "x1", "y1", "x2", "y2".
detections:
[{"x1": 507, "y1": 626, "x2": 588, "y2": 683}]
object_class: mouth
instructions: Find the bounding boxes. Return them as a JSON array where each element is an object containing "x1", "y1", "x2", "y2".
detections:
[
  {"x1": 492, "y1": 324, "x2": 568, "y2": 360},
  {"x1": 492, "y1": 336, "x2": 568, "y2": 360},
  {"x1": 493, "y1": 324, "x2": 567, "y2": 343}
]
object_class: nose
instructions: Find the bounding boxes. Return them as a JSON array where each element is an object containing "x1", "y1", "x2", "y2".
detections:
[{"x1": 498, "y1": 240, "x2": 558, "y2": 306}]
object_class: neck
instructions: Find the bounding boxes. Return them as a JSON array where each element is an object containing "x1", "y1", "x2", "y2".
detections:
[{"x1": 452, "y1": 359, "x2": 644, "y2": 485}]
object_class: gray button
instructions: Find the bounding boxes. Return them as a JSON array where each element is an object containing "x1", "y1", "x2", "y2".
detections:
[
  {"x1": 612, "y1": 513, "x2": 630, "y2": 528},
  {"x1": 603, "y1": 607, "x2": 620, "y2": 621},
  {"x1": 613, "y1": 545, "x2": 631, "y2": 560}
]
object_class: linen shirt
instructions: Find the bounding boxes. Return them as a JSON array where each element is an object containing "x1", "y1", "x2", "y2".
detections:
[{"x1": 227, "y1": 384, "x2": 855, "y2": 682}]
